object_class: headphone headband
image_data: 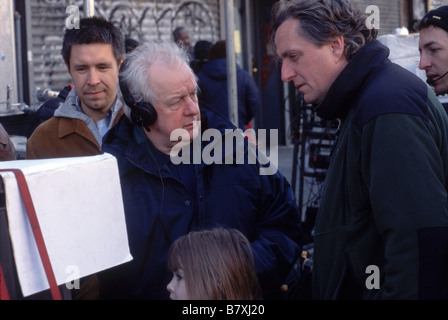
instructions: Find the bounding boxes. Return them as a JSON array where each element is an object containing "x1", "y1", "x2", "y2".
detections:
[{"x1": 119, "y1": 60, "x2": 157, "y2": 130}]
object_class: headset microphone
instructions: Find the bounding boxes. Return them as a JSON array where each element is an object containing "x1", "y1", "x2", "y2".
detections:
[{"x1": 426, "y1": 70, "x2": 448, "y2": 86}]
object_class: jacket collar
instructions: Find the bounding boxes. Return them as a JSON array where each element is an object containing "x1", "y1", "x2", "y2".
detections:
[
  {"x1": 56, "y1": 108, "x2": 125, "y2": 147},
  {"x1": 57, "y1": 117, "x2": 99, "y2": 146},
  {"x1": 55, "y1": 89, "x2": 124, "y2": 145},
  {"x1": 314, "y1": 40, "x2": 390, "y2": 120}
]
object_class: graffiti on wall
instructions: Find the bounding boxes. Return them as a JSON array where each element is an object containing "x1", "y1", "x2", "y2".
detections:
[
  {"x1": 105, "y1": 1, "x2": 216, "y2": 43},
  {"x1": 32, "y1": 0, "x2": 219, "y2": 92}
]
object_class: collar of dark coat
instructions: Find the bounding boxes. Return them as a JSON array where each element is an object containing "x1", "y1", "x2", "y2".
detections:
[{"x1": 314, "y1": 40, "x2": 390, "y2": 121}]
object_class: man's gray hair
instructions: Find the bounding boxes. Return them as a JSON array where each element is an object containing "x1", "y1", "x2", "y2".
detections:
[
  {"x1": 269, "y1": 0, "x2": 377, "y2": 61},
  {"x1": 120, "y1": 40, "x2": 193, "y2": 107}
]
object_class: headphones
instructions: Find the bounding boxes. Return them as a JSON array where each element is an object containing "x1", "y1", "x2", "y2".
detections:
[{"x1": 119, "y1": 60, "x2": 157, "y2": 131}]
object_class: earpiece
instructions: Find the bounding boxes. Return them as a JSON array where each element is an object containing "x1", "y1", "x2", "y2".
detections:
[{"x1": 119, "y1": 61, "x2": 157, "y2": 131}]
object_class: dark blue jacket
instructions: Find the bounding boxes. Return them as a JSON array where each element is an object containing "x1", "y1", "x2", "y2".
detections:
[
  {"x1": 99, "y1": 106, "x2": 302, "y2": 299},
  {"x1": 197, "y1": 58, "x2": 260, "y2": 130}
]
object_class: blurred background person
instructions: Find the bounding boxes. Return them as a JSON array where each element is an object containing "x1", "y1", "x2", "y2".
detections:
[
  {"x1": 197, "y1": 40, "x2": 260, "y2": 131},
  {"x1": 173, "y1": 26, "x2": 194, "y2": 60},
  {"x1": 190, "y1": 40, "x2": 212, "y2": 75},
  {"x1": 124, "y1": 37, "x2": 140, "y2": 53}
]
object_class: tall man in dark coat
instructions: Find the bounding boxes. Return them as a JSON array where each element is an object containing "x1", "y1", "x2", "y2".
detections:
[{"x1": 270, "y1": 0, "x2": 448, "y2": 299}]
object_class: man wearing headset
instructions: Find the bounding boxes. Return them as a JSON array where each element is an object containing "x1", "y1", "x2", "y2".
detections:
[
  {"x1": 98, "y1": 41, "x2": 302, "y2": 300},
  {"x1": 419, "y1": 6, "x2": 448, "y2": 97}
]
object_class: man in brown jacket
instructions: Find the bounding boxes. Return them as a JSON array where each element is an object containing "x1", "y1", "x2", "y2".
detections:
[
  {"x1": 25, "y1": 16, "x2": 125, "y2": 299},
  {"x1": 26, "y1": 16, "x2": 125, "y2": 159}
]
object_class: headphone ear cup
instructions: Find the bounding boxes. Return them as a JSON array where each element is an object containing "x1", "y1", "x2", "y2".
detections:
[
  {"x1": 119, "y1": 72, "x2": 158, "y2": 131},
  {"x1": 130, "y1": 102, "x2": 157, "y2": 130}
]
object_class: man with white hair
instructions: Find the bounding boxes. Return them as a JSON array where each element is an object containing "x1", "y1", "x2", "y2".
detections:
[{"x1": 98, "y1": 41, "x2": 302, "y2": 300}]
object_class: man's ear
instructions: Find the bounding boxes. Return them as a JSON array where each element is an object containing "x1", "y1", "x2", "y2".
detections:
[
  {"x1": 330, "y1": 36, "x2": 346, "y2": 62},
  {"x1": 118, "y1": 58, "x2": 125, "y2": 70}
]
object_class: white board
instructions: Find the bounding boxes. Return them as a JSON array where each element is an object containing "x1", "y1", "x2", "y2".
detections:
[{"x1": 0, "y1": 153, "x2": 132, "y2": 297}]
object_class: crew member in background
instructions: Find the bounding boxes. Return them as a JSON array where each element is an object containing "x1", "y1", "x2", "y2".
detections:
[{"x1": 419, "y1": 6, "x2": 448, "y2": 99}]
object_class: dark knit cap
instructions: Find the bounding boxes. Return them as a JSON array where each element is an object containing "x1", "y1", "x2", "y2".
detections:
[{"x1": 419, "y1": 6, "x2": 448, "y2": 33}]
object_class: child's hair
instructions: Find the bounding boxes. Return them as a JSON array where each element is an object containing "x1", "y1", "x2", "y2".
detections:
[{"x1": 167, "y1": 227, "x2": 262, "y2": 300}]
